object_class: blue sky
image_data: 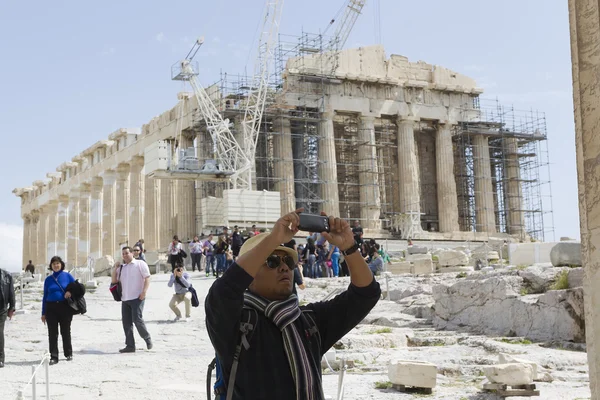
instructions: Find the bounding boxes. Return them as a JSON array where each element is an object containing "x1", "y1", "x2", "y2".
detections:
[{"x1": 0, "y1": 0, "x2": 577, "y2": 269}]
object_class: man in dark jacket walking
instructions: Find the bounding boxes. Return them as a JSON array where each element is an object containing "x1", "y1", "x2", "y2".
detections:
[
  {"x1": 205, "y1": 210, "x2": 380, "y2": 399},
  {"x1": 0, "y1": 268, "x2": 16, "y2": 367}
]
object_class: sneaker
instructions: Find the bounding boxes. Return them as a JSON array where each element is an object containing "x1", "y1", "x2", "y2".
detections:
[
  {"x1": 66, "y1": 355, "x2": 73, "y2": 361},
  {"x1": 119, "y1": 347, "x2": 135, "y2": 353},
  {"x1": 174, "y1": 316, "x2": 181, "y2": 322},
  {"x1": 49, "y1": 359, "x2": 59, "y2": 365},
  {"x1": 0, "y1": 362, "x2": 4, "y2": 368},
  {"x1": 183, "y1": 317, "x2": 191, "y2": 322},
  {"x1": 146, "y1": 340, "x2": 153, "y2": 350}
]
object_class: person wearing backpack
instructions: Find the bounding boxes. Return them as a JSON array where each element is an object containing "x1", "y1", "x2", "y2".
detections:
[{"x1": 205, "y1": 209, "x2": 381, "y2": 400}]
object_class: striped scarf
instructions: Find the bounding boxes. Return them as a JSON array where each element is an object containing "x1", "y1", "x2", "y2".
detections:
[{"x1": 244, "y1": 292, "x2": 323, "y2": 400}]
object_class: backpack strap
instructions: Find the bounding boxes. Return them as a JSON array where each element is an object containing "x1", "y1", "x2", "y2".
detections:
[{"x1": 225, "y1": 307, "x2": 257, "y2": 400}]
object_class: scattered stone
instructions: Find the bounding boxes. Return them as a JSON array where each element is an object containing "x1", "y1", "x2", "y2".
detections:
[
  {"x1": 411, "y1": 259, "x2": 433, "y2": 275},
  {"x1": 388, "y1": 360, "x2": 437, "y2": 388},
  {"x1": 406, "y1": 254, "x2": 432, "y2": 262},
  {"x1": 407, "y1": 245, "x2": 429, "y2": 255},
  {"x1": 560, "y1": 237, "x2": 577, "y2": 242},
  {"x1": 483, "y1": 363, "x2": 534, "y2": 385},
  {"x1": 94, "y1": 256, "x2": 115, "y2": 277},
  {"x1": 433, "y1": 276, "x2": 585, "y2": 342},
  {"x1": 518, "y1": 266, "x2": 569, "y2": 293},
  {"x1": 550, "y1": 242, "x2": 582, "y2": 267},
  {"x1": 438, "y1": 266, "x2": 474, "y2": 273},
  {"x1": 498, "y1": 353, "x2": 539, "y2": 379},
  {"x1": 399, "y1": 294, "x2": 435, "y2": 320},
  {"x1": 436, "y1": 249, "x2": 469, "y2": 267},
  {"x1": 387, "y1": 261, "x2": 411, "y2": 274},
  {"x1": 567, "y1": 267, "x2": 584, "y2": 288}
]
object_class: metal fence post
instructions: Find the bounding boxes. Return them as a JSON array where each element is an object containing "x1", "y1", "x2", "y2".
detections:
[
  {"x1": 19, "y1": 273, "x2": 23, "y2": 310},
  {"x1": 31, "y1": 365, "x2": 36, "y2": 400},
  {"x1": 336, "y1": 357, "x2": 346, "y2": 400},
  {"x1": 45, "y1": 356, "x2": 50, "y2": 399}
]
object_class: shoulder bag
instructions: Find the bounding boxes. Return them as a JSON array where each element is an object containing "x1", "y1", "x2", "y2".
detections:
[{"x1": 109, "y1": 265, "x2": 123, "y2": 302}]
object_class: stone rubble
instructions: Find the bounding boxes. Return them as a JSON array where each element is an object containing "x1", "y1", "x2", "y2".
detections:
[{"x1": 3, "y1": 250, "x2": 592, "y2": 399}]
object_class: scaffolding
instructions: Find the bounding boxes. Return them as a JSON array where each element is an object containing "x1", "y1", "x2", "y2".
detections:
[
  {"x1": 193, "y1": 31, "x2": 554, "y2": 241},
  {"x1": 454, "y1": 98, "x2": 555, "y2": 241}
]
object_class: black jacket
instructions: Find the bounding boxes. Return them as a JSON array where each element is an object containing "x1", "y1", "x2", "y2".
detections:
[
  {"x1": 205, "y1": 263, "x2": 380, "y2": 399},
  {"x1": 66, "y1": 281, "x2": 86, "y2": 300},
  {"x1": 0, "y1": 269, "x2": 16, "y2": 315}
]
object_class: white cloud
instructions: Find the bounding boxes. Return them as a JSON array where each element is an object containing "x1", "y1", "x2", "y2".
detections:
[
  {"x1": 156, "y1": 32, "x2": 166, "y2": 43},
  {"x1": 0, "y1": 223, "x2": 23, "y2": 273}
]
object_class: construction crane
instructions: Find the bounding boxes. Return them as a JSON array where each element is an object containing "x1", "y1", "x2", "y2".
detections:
[
  {"x1": 157, "y1": 0, "x2": 284, "y2": 191},
  {"x1": 324, "y1": 0, "x2": 366, "y2": 75},
  {"x1": 239, "y1": 0, "x2": 285, "y2": 189},
  {"x1": 170, "y1": 37, "x2": 248, "y2": 183}
]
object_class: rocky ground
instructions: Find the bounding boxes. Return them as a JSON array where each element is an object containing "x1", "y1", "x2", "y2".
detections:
[{"x1": 2, "y1": 266, "x2": 592, "y2": 400}]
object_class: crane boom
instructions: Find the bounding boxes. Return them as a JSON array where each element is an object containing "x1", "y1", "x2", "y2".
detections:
[
  {"x1": 239, "y1": 0, "x2": 285, "y2": 189},
  {"x1": 175, "y1": 38, "x2": 251, "y2": 182},
  {"x1": 326, "y1": 0, "x2": 366, "y2": 75}
]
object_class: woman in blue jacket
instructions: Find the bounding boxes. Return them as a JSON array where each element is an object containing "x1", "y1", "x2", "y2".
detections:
[{"x1": 41, "y1": 256, "x2": 75, "y2": 365}]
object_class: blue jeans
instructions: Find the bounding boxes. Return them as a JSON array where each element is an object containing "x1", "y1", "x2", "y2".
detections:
[
  {"x1": 331, "y1": 253, "x2": 340, "y2": 277},
  {"x1": 216, "y1": 254, "x2": 226, "y2": 275},
  {"x1": 205, "y1": 255, "x2": 215, "y2": 275}
]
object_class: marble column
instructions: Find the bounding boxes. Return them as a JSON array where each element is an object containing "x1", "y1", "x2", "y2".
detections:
[
  {"x1": 396, "y1": 118, "x2": 421, "y2": 216},
  {"x1": 38, "y1": 206, "x2": 48, "y2": 264},
  {"x1": 504, "y1": 137, "x2": 525, "y2": 236},
  {"x1": 436, "y1": 123, "x2": 460, "y2": 233},
  {"x1": 77, "y1": 185, "x2": 91, "y2": 266},
  {"x1": 90, "y1": 178, "x2": 103, "y2": 260},
  {"x1": 568, "y1": 1, "x2": 600, "y2": 395},
  {"x1": 358, "y1": 115, "x2": 381, "y2": 230},
  {"x1": 273, "y1": 116, "x2": 296, "y2": 214},
  {"x1": 30, "y1": 211, "x2": 39, "y2": 266},
  {"x1": 115, "y1": 163, "x2": 130, "y2": 247},
  {"x1": 160, "y1": 179, "x2": 175, "y2": 250},
  {"x1": 473, "y1": 135, "x2": 496, "y2": 233},
  {"x1": 46, "y1": 201, "x2": 58, "y2": 258},
  {"x1": 177, "y1": 136, "x2": 196, "y2": 241},
  {"x1": 102, "y1": 171, "x2": 116, "y2": 258},
  {"x1": 129, "y1": 157, "x2": 145, "y2": 247},
  {"x1": 67, "y1": 191, "x2": 79, "y2": 266},
  {"x1": 56, "y1": 195, "x2": 69, "y2": 261},
  {"x1": 318, "y1": 110, "x2": 340, "y2": 216},
  {"x1": 22, "y1": 214, "x2": 31, "y2": 269},
  {"x1": 144, "y1": 175, "x2": 161, "y2": 252}
]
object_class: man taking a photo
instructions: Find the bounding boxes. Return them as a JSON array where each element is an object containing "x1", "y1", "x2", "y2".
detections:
[{"x1": 205, "y1": 209, "x2": 380, "y2": 399}]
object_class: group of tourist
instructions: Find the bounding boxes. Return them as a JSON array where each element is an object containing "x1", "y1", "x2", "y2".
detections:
[{"x1": 0, "y1": 211, "x2": 384, "y2": 400}]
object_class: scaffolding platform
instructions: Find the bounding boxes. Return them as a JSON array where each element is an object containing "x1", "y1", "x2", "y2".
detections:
[{"x1": 147, "y1": 170, "x2": 233, "y2": 181}]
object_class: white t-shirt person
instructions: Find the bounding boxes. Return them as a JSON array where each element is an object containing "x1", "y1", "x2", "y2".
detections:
[{"x1": 118, "y1": 259, "x2": 151, "y2": 301}]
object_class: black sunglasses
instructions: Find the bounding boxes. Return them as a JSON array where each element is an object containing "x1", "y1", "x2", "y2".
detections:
[
  {"x1": 266, "y1": 254, "x2": 296, "y2": 270},
  {"x1": 133, "y1": 249, "x2": 141, "y2": 252}
]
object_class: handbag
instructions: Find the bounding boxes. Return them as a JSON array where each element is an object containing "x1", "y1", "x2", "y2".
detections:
[
  {"x1": 175, "y1": 276, "x2": 199, "y2": 308},
  {"x1": 109, "y1": 265, "x2": 123, "y2": 302},
  {"x1": 52, "y1": 276, "x2": 86, "y2": 315}
]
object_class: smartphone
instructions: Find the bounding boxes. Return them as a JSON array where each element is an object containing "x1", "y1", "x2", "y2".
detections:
[{"x1": 298, "y1": 213, "x2": 330, "y2": 233}]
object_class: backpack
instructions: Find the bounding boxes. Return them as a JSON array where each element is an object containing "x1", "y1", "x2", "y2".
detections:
[{"x1": 206, "y1": 306, "x2": 320, "y2": 400}]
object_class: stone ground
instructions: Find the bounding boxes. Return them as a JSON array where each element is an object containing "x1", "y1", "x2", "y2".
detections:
[{"x1": 2, "y1": 270, "x2": 592, "y2": 400}]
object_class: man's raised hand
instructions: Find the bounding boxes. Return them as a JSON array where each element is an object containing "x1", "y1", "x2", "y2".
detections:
[
  {"x1": 321, "y1": 213, "x2": 355, "y2": 252},
  {"x1": 270, "y1": 208, "x2": 303, "y2": 244}
]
